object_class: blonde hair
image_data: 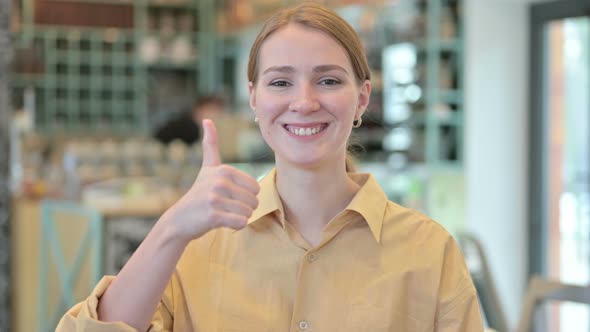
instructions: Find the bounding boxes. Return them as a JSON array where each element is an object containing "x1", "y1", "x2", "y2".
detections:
[
  {"x1": 248, "y1": 2, "x2": 370, "y2": 172},
  {"x1": 248, "y1": 3, "x2": 370, "y2": 85},
  {"x1": 345, "y1": 154, "x2": 357, "y2": 172}
]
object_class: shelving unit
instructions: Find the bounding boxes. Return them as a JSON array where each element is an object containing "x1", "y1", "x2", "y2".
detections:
[
  {"x1": 11, "y1": 0, "x2": 464, "y2": 167},
  {"x1": 13, "y1": 28, "x2": 141, "y2": 134},
  {"x1": 373, "y1": 0, "x2": 464, "y2": 167},
  {"x1": 11, "y1": 0, "x2": 217, "y2": 134}
]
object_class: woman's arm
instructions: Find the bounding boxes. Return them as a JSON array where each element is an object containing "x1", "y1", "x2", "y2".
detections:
[
  {"x1": 96, "y1": 217, "x2": 187, "y2": 331},
  {"x1": 96, "y1": 120, "x2": 260, "y2": 331}
]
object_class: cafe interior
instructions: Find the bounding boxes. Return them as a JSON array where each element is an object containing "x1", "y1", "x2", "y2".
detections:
[{"x1": 0, "y1": 0, "x2": 589, "y2": 331}]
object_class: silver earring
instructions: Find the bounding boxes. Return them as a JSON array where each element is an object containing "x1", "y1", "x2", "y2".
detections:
[
  {"x1": 254, "y1": 116, "x2": 259, "y2": 123},
  {"x1": 352, "y1": 118, "x2": 362, "y2": 128}
]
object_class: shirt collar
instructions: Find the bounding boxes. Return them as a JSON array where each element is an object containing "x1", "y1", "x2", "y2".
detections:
[
  {"x1": 247, "y1": 168, "x2": 388, "y2": 243},
  {"x1": 248, "y1": 168, "x2": 286, "y2": 227},
  {"x1": 343, "y1": 173, "x2": 388, "y2": 243}
]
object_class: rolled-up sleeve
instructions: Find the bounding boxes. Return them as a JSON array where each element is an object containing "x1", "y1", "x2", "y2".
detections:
[{"x1": 56, "y1": 276, "x2": 173, "y2": 332}]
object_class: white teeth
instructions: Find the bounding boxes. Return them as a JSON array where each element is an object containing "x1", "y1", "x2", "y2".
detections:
[{"x1": 287, "y1": 125, "x2": 323, "y2": 136}]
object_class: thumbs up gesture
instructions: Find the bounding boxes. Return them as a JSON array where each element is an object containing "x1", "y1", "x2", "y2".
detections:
[{"x1": 161, "y1": 119, "x2": 260, "y2": 243}]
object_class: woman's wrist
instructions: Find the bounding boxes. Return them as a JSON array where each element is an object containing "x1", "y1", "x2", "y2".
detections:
[{"x1": 154, "y1": 210, "x2": 193, "y2": 251}]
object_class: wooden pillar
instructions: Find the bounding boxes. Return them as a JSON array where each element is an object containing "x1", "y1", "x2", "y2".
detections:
[{"x1": 0, "y1": 0, "x2": 12, "y2": 330}]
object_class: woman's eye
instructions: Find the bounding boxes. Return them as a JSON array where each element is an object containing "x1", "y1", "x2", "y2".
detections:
[
  {"x1": 319, "y1": 79, "x2": 340, "y2": 86},
  {"x1": 270, "y1": 80, "x2": 290, "y2": 87}
]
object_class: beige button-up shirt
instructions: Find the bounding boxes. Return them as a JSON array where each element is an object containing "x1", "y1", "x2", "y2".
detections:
[{"x1": 58, "y1": 169, "x2": 483, "y2": 331}]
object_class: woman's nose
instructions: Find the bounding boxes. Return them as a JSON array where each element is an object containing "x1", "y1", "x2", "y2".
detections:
[{"x1": 289, "y1": 84, "x2": 320, "y2": 114}]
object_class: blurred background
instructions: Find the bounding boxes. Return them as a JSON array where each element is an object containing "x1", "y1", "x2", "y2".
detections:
[{"x1": 0, "y1": 0, "x2": 588, "y2": 331}]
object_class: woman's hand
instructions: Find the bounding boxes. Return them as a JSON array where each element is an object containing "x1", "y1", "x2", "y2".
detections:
[
  {"x1": 95, "y1": 119, "x2": 259, "y2": 330},
  {"x1": 162, "y1": 119, "x2": 260, "y2": 243}
]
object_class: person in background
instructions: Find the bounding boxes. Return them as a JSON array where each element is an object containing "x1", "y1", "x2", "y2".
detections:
[
  {"x1": 58, "y1": 3, "x2": 483, "y2": 331},
  {"x1": 154, "y1": 94, "x2": 226, "y2": 145}
]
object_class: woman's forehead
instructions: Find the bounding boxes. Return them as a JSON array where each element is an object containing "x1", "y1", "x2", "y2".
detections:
[{"x1": 257, "y1": 24, "x2": 353, "y2": 72}]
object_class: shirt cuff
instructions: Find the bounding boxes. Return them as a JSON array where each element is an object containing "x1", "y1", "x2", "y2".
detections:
[{"x1": 56, "y1": 276, "x2": 138, "y2": 332}]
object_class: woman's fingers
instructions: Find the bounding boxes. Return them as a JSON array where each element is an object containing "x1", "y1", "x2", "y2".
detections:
[
  {"x1": 185, "y1": 164, "x2": 261, "y2": 235},
  {"x1": 227, "y1": 185, "x2": 259, "y2": 209},
  {"x1": 216, "y1": 165, "x2": 260, "y2": 195},
  {"x1": 209, "y1": 194, "x2": 255, "y2": 217},
  {"x1": 209, "y1": 176, "x2": 259, "y2": 210},
  {"x1": 210, "y1": 210, "x2": 249, "y2": 230}
]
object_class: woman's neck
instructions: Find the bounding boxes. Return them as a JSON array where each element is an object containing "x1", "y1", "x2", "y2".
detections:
[{"x1": 274, "y1": 158, "x2": 360, "y2": 240}]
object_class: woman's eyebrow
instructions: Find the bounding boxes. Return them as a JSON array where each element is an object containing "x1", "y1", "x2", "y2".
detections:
[
  {"x1": 313, "y1": 64, "x2": 348, "y2": 74},
  {"x1": 262, "y1": 65, "x2": 349, "y2": 75},
  {"x1": 262, "y1": 66, "x2": 295, "y2": 75}
]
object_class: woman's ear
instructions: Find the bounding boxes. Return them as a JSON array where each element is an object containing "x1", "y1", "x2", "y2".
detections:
[{"x1": 356, "y1": 79, "x2": 371, "y2": 118}]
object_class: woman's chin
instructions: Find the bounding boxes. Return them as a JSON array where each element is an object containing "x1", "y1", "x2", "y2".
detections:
[{"x1": 276, "y1": 154, "x2": 337, "y2": 171}]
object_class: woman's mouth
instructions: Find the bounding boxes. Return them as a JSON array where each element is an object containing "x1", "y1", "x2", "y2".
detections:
[{"x1": 283, "y1": 123, "x2": 329, "y2": 137}]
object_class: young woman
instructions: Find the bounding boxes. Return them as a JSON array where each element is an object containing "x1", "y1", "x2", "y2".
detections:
[{"x1": 58, "y1": 3, "x2": 483, "y2": 331}]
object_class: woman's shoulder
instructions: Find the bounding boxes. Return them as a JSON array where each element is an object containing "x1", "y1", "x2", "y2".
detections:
[
  {"x1": 381, "y1": 200, "x2": 456, "y2": 249},
  {"x1": 379, "y1": 201, "x2": 469, "y2": 282}
]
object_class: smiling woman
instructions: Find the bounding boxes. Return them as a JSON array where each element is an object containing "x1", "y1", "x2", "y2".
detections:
[
  {"x1": 248, "y1": 23, "x2": 370, "y2": 175},
  {"x1": 57, "y1": 3, "x2": 483, "y2": 332},
  {"x1": 248, "y1": 4, "x2": 371, "y2": 174}
]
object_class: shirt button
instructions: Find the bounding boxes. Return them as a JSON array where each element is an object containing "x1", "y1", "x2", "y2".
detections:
[
  {"x1": 307, "y1": 253, "x2": 317, "y2": 262},
  {"x1": 299, "y1": 320, "x2": 309, "y2": 330}
]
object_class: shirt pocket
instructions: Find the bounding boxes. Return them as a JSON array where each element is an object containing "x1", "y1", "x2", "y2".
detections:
[{"x1": 348, "y1": 302, "x2": 430, "y2": 332}]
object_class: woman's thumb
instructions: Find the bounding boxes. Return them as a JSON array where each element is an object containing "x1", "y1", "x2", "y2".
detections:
[{"x1": 201, "y1": 119, "x2": 221, "y2": 167}]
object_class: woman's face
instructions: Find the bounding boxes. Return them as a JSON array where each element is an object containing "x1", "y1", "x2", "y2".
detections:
[{"x1": 249, "y1": 23, "x2": 371, "y2": 170}]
